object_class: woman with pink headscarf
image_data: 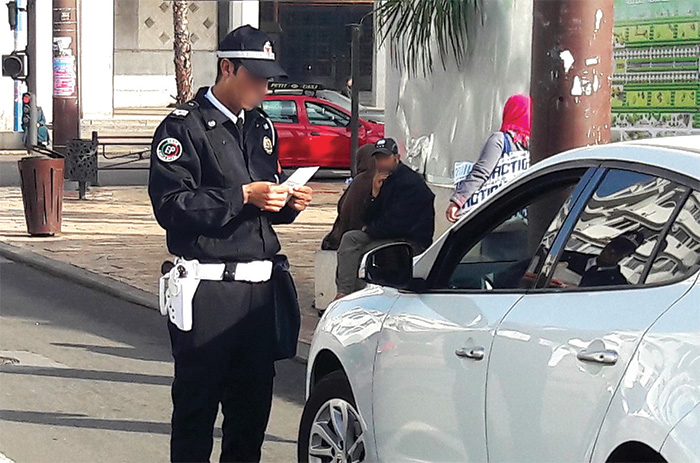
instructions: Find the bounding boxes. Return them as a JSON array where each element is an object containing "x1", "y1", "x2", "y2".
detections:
[{"x1": 446, "y1": 94, "x2": 532, "y2": 223}]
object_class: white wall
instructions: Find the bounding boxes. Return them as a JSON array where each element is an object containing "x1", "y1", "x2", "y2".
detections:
[
  {"x1": 385, "y1": 0, "x2": 533, "y2": 187},
  {"x1": 80, "y1": 0, "x2": 114, "y2": 120}
]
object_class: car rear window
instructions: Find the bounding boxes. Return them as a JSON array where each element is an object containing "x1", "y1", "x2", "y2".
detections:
[
  {"x1": 550, "y1": 169, "x2": 688, "y2": 289},
  {"x1": 261, "y1": 100, "x2": 298, "y2": 124}
]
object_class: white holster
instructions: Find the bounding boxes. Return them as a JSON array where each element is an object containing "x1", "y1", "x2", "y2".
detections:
[{"x1": 159, "y1": 257, "x2": 273, "y2": 331}]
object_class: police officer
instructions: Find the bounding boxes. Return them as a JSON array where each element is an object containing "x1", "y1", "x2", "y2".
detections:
[{"x1": 148, "y1": 25, "x2": 312, "y2": 463}]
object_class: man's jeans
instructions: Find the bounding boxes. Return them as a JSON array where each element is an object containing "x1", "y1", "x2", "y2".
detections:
[{"x1": 335, "y1": 230, "x2": 396, "y2": 295}]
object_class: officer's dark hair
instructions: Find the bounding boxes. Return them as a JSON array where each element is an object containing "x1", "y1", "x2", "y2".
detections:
[{"x1": 216, "y1": 58, "x2": 243, "y2": 83}]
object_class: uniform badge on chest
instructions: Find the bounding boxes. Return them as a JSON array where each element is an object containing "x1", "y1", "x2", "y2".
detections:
[{"x1": 262, "y1": 136, "x2": 274, "y2": 155}]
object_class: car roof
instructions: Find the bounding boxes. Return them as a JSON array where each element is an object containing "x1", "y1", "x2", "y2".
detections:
[{"x1": 532, "y1": 135, "x2": 700, "y2": 181}]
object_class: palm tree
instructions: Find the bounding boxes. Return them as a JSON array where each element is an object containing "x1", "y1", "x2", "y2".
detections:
[
  {"x1": 374, "y1": 0, "x2": 483, "y2": 76},
  {"x1": 172, "y1": 0, "x2": 194, "y2": 105}
]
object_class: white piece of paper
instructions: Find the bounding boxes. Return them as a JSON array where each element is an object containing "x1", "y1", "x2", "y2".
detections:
[
  {"x1": 282, "y1": 166, "x2": 319, "y2": 189},
  {"x1": 282, "y1": 166, "x2": 319, "y2": 203}
]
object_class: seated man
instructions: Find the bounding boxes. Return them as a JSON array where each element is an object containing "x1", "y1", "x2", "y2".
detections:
[
  {"x1": 334, "y1": 138, "x2": 435, "y2": 299},
  {"x1": 321, "y1": 144, "x2": 376, "y2": 250},
  {"x1": 559, "y1": 230, "x2": 644, "y2": 288}
]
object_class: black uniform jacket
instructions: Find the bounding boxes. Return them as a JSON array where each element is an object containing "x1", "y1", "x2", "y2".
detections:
[{"x1": 149, "y1": 87, "x2": 298, "y2": 263}]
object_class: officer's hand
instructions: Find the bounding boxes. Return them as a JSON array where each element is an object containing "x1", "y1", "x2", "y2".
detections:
[
  {"x1": 372, "y1": 172, "x2": 389, "y2": 197},
  {"x1": 242, "y1": 182, "x2": 289, "y2": 212},
  {"x1": 446, "y1": 202, "x2": 461, "y2": 223},
  {"x1": 289, "y1": 185, "x2": 313, "y2": 211}
]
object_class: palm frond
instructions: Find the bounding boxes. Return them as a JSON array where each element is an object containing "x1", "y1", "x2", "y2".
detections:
[{"x1": 374, "y1": 0, "x2": 482, "y2": 76}]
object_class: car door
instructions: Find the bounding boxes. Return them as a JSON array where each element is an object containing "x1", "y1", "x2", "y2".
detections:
[
  {"x1": 486, "y1": 166, "x2": 695, "y2": 462},
  {"x1": 303, "y1": 100, "x2": 356, "y2": 168},
  {"x1": 371, "y1": 167, "x2": 596, "y2": 462},
  {"x1": 260, "y1": 98, "x2": 309, "y2": 167}
]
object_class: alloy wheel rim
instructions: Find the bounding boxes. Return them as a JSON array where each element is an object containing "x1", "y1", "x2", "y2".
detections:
[{"x1": 308, "y1": 398, "x2": 366, "y2": 463}]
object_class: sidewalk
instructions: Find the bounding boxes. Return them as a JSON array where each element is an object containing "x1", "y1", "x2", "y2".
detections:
[{"x1": 0, "y1": 182, "x2": 343, "y2": 347}]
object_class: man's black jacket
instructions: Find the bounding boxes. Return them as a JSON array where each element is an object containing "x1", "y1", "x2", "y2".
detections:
[
  {"x1": 148, "y1": 87, "x2": 298, "y2": 263},
  {"x1": 364, "y1": 162, "x2": 435, "y2": 250}
]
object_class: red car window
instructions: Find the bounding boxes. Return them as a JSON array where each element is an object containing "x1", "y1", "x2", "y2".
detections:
[
  {"x1": 261, "y1": 99, "x2": 299, "y2": 124},
  {"x1": 304, "y1": 101, "x2": 350, "y2": 127}
]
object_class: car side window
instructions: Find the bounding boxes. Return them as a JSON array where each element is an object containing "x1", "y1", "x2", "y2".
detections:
[
  {"x1": 646, "y1": 190, "x2": 700, "y2": 284},
  {"x1": 305, "y1": 102, "x2": 350, "y2": 127},
  {"x1": 440, "y1": 173, "x2": 585, "y2": 291},
  {"x1": 261, "y1": 100, "x2": 298, "y2": 124},
  {"x1": 548, "y1": 169, "x2": 688, "y2": 289}
]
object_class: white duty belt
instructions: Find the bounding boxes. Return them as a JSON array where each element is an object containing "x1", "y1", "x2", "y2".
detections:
[{"x1": 159, "y1": 258, "x2": 274, "y2": 331}]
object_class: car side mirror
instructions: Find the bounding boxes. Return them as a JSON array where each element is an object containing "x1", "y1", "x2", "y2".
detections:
[{"x1": 359, "y1": 242, "x2": 414, "y2": 289}]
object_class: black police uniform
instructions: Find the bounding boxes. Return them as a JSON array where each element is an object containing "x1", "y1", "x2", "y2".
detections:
[{"x1": 149, "y1": 86, "x2": 298, "y2": 462}]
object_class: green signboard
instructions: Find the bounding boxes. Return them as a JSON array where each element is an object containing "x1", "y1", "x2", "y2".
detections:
[{"x1": 612, "y1": 0, "x2": 700, "y2": 140}]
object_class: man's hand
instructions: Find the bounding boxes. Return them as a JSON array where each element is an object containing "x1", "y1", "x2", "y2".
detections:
[
  {"x1": 446, "y1": 202, "x2": 461, "y2": 223},
  {"x1": 289, "y1": 185, "x2": 313, "y2": 211},
  {"x1": 242, "y1": 182, "x2": 289, "y2": 212},
  {"x1": 372, "y1": 172, "x2": 389, "y2": 197}
]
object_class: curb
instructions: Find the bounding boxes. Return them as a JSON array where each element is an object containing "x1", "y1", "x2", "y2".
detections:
[{"x1": 0, "y1": 241, "x2": 310, "y2": 363}]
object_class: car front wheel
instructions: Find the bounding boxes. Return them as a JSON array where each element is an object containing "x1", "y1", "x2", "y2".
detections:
[{"x1": 298, "y1": 370, "x2": 367, "y2": 463}]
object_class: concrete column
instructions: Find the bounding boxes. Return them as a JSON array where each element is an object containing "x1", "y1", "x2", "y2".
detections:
[
  {"x1": 35, "y1": 0, "x2": 53, "y2": 124},
  {"x1": 79, "y1": 0, "x2": 113, "y2": 120},
  {"x1": 229, "y1": 1, "x2": 259, "y2": 30},
  {"x1": 372, "y1": 20, "x2": 387, "y2": 109}
]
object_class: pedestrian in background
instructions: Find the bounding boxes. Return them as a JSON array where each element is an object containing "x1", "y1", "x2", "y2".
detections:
[{"x1": 446, "y1": 94, "x2": 532, "y2": 223}]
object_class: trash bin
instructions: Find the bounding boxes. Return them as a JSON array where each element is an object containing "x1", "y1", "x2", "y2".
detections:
[{"x1": 17, "y1": 155, "x2": 65, "y2": 236}]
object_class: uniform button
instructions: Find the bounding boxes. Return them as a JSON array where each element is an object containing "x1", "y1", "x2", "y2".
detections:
[
  {"x1": 222, "y1": 140, "x2": 226, "y2": 145},
  {"x1": 207, "y1": 120, "x2": 216, "y2": 128}
]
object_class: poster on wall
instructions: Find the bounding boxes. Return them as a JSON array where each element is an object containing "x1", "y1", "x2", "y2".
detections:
[
  {"x1": 612, "y1": 0, "x2": 700, "y2": 140},
  {"x1": 53, "y1": 37, "x2": 76, "y2": 97}
]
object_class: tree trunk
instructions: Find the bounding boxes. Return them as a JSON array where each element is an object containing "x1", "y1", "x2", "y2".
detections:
[
  {"x1": 173, "y1": 0, "x2": 194, "y2": 105},
  {"x1": 529, "y1": 0, "x2": 615, "y2": 164}
]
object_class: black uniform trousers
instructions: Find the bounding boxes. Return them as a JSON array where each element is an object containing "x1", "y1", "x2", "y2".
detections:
[{"x1": 168, "y1": 278, "x2": 276, "y2": 463}]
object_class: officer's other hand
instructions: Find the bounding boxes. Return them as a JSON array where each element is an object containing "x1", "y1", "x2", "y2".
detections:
[
  {"x1": 446, "y1": 202, "x2": 461, "y2": 223},
  {"x1": 289, "y1": 185, "x2": 313, "y2": 211},
  {"x1": 242, "y1": 182, "x2": 289, "y2": 212},
  {"x1": 372, "y1": 172, "x2": 389, "y2": 197}
]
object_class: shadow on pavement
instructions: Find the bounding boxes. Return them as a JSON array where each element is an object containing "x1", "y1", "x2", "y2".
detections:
[{"x1": 0, "y1": 409, "x2": 296, "y2": 444}]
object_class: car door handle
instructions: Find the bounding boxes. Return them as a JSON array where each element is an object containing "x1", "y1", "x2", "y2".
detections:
[
  {"x1": 310, "y1": 131, "x2": 321, "y2": 136},
  {"x1": 577, "y1": 348, "x2": 619, "y2": 365},
  {"x1": 455, "y1": 346, "x2": 485, "y2": 361}
]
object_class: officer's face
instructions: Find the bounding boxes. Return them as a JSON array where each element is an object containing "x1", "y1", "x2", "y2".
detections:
[{"x1": 219, "y1": 60, "x2": 269, "y2": 110}]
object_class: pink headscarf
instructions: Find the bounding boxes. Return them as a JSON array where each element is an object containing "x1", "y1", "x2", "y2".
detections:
[{"x1": 500, "y1": 94, "x2": 531, "y2": 146}]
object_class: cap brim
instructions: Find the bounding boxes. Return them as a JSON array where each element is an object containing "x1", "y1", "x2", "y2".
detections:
[
  {"x1": 240, "y1": 59, "x2": 288, "y2": 79},
  {"x1": 372, "y1": 148, "x2": 394, "y2": 156}
]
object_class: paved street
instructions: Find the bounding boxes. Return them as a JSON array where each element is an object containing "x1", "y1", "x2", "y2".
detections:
[{"x1": 0, "y1": 256, "x2": 305, "y2": 462}]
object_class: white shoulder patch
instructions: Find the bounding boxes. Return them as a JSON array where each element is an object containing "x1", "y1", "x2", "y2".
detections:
[{"x1": 156, "y1": 138, "x2": 183, "y2": 162}]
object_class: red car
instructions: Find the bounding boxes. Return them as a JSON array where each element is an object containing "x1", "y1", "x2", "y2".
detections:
[{"x1": 262, "y1": 87, "x2": 384, "y2": 169}]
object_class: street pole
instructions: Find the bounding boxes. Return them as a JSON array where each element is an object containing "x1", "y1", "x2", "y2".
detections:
[
  {"x1": 52, "y1": 0, "x2": 80, "y2": 153},
  {"x1": 25, "y1": 0, "x2": 37, "y2": 150},
  {"x1": 13, "y1": 0, "x2": 26, "y2": 132},
  {"x1": 349, "y1": 23, "x2": 361, "y2": 178},
  {"x1": 529, "y1": 0, "x2": 614, "y2": 165}
]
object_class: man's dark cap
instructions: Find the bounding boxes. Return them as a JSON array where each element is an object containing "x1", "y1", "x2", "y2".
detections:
[
  {"x1": 372, "y1": 138, "x2": 399, "y2": 157},
  {"x1": 218, "y1": 25, "x2": 288, "y2": 79}
]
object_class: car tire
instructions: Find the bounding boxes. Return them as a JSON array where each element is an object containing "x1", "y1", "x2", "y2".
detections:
[{"x1": 297, "y1": 370, "x2": 367, "y2": 463}]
